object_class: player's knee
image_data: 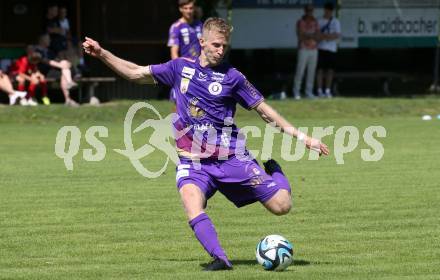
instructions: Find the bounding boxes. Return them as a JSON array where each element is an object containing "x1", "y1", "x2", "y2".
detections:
[
  {"x1": 266, "y1": 192, "x2": 292, "y2": 216},
  {"x1": 273, "y1": 200, "x2": 291, "y2": 216}
]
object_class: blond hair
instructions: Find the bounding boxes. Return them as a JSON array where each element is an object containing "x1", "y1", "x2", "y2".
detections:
[{"x1": 202, "y1": 17, "x2": 233, "y2": 38}]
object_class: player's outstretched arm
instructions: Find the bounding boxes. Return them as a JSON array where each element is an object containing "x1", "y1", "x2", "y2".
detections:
[
  {"x1": 82, "y1": 37, "x2": 154, "y2": 84},
  {"x1": 254, "y1": 101, "x2": 330, "y2": 156}
]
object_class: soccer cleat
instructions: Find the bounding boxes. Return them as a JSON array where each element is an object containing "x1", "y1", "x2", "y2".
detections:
[
  {"x1": 42, "y1": 96, "x2": 51, "y2": 105},
  {"x1": 9, "y1": 93, "x2": 19, "y2": 105},
  {"x1": 65, "y1": 99, "x2": 80, "y2": 107},
  {"x1": 20, "y1": 98, "x2": 29, "y2": 106},
  {"x1": 27, "y1": 99, "x2": 38, "y2": 106},
  {"x1": 203, "y1": 258, "x2": 233, "y2": 271},
  {"x1": 263, "y1": 159, "x2": 283, "y2": 175}
]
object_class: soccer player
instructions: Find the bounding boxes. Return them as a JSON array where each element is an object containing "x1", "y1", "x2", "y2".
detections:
[
  {"x1": 167, "y1": 0, "x2": 203, "y2": 102},
  {"x1": 83, "y1": 17, "x2": 329, "y2": 271},
  {"x1": 168, "y1": 0, "x2": 203, "y2": 60}
]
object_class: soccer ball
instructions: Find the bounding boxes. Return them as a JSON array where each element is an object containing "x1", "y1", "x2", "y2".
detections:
[{"x1": 256, "y1": 234, "x2": 293, "y2": 271}]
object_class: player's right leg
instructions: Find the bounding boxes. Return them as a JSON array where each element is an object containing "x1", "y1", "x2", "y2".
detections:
[{"x1": 177, "y1": 166, "x2": 232, "y2": 271}]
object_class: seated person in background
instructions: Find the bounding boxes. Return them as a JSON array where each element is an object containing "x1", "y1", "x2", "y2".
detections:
[
  {"x1": 0, "y1": 70, "x2": 27, "y2": 105},
  {"x1": 34, "y1": 34, "x2": 79, "y2": 107},
  {"x1": 9, "y1": 51, "x2": 47, "y2": 106}
]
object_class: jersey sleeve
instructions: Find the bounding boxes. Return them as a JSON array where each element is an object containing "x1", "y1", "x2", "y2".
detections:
[
  {"x1": 150, "y1": 59, "x2": 177, "y2": 87},
  {"x1": 167, "y1": 23, "x2": 180, "y2": 47},
  {"x1": 233, "y1": 73, "x2": 264, "y2": 110}
]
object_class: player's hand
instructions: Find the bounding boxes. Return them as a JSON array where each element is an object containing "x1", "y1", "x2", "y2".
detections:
[
  {"x1": 305, "y1": 137, "x2": 330, "y2": 156},
  {"x1": 82, "y1": 37, "x2": 103, "y2": 58}
]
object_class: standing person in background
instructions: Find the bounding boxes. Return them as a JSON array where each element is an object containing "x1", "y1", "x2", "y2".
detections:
[
  {"x1": 167, "y1": 0, "x2": 203, "y2": 102},
  {"x1": 58, "y1": 6, "x2": 72, "y2": 41},
  {"x1": 44, "y1": 4, "x2": 67, "y2": 55},
  {"x1": 316, "y1": 2, "x2": 341, "y2": 98},
  {"x1": 292, "y1": 4, "x2": 320, "y2": 100}
]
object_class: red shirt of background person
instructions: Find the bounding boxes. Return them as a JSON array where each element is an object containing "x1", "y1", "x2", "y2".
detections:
[
  {"x1": 296, "y1": 10, "x2": 319, "y2": 50},
  {"x1": 9, "y1": 55, "x2": 39, "y2": 76}
]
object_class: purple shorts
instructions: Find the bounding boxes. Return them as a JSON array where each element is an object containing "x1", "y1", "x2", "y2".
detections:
[{"x1": 176, "y1": 155, "x2": 281, "y2": 208}]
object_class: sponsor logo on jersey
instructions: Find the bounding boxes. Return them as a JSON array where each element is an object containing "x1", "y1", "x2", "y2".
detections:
[
  {"x1": 197, "y1": 71, "x2": 208, "y2": 81},
  {"x1": 244, "y1": 79, "x2": 259, "y2": 98},
  {"x1": 212, "y1": 72, "x2": 225, "y2": 82},
  {"x1": 182, "y1": 67, "x2": 195, "y2": 79},
  {"x1": 181, "y1": 28, "x2": 190, "y2": 45},
  {"x1": 180, "y1": 78, "x2": 190, "y2": 94},
  {"x1": 193, "y1": 123, "x2": 214, "y2": 132},
  {"x1": 188, "y1": 97, "x2": 206, "y2": 118}
]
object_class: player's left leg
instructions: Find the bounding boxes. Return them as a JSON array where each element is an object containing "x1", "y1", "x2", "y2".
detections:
[{"x1": 262, "y1": 159, "x2": 291, "y2": 215}]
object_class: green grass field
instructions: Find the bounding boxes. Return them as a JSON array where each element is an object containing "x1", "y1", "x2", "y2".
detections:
[{"x1": 1, "y1": 98, "x2": 440, "y2": 279}]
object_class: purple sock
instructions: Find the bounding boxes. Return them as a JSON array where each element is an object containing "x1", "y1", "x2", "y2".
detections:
[
  {"x1": 189, "y1": 213, "x2": 232, "y2": 267},
  {"x1": 271, "y1": 169, "x2": 291, "y2": 193}
]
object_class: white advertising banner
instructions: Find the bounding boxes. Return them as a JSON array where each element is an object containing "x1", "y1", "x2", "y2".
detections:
[
  {"x1": 340, "y1": 8, "x2": 439, "y2": 48},
  {"x1": 218, "y1": 1, "x2": 440, "y2": 49}
]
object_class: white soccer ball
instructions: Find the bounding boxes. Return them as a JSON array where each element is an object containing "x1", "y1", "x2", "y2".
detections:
[{"x1": 256, "y1": 234, "x2": 293, "y2": 271}]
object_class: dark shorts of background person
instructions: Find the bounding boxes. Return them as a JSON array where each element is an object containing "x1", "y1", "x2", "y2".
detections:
[{"x1": 317, "y1": 49, "x2": 337, "y2": 70}]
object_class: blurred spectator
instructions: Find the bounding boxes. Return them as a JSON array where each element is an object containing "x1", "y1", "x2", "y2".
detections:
[
  {"x1": 58, "y1": 6, "x2": 71, "y2": 40},
  {"x1": 0, "y1": 70, "x2": 27, "y2": 105},
  {"x1": 316, "y1": 2, "x2": 341, "y2": 98},
  {"x1": 9, "y1": 50, "x2": 46, "y2": 106},
  {"x1": 44, "y1": 4, "x2": 67, "y2": 55},
  {"x1": 34, "y1": 34, "x2": 79, "y2": 106},
  {"x1": 167, "y1": 0, "x2": 203, "y2": 101},
  {"x1": 293, "y1": 4, "x2": 320, "y2": 100}
]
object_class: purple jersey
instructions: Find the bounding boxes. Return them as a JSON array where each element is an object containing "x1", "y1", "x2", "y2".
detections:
[
  {"x1": 151, "y1": 57, "x2": 264, "y2": 159},
  {"x1": 167, "y1": 20, "x2": 203, "y2": 59}
]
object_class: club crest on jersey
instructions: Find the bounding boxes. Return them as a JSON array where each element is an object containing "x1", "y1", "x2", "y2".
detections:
[
  {"x1": 180, "y1": 78, "x2": 190, "y2": 94},
  {"x1": 208, "y1": 82, "x2": 223, "y2": 96}
]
